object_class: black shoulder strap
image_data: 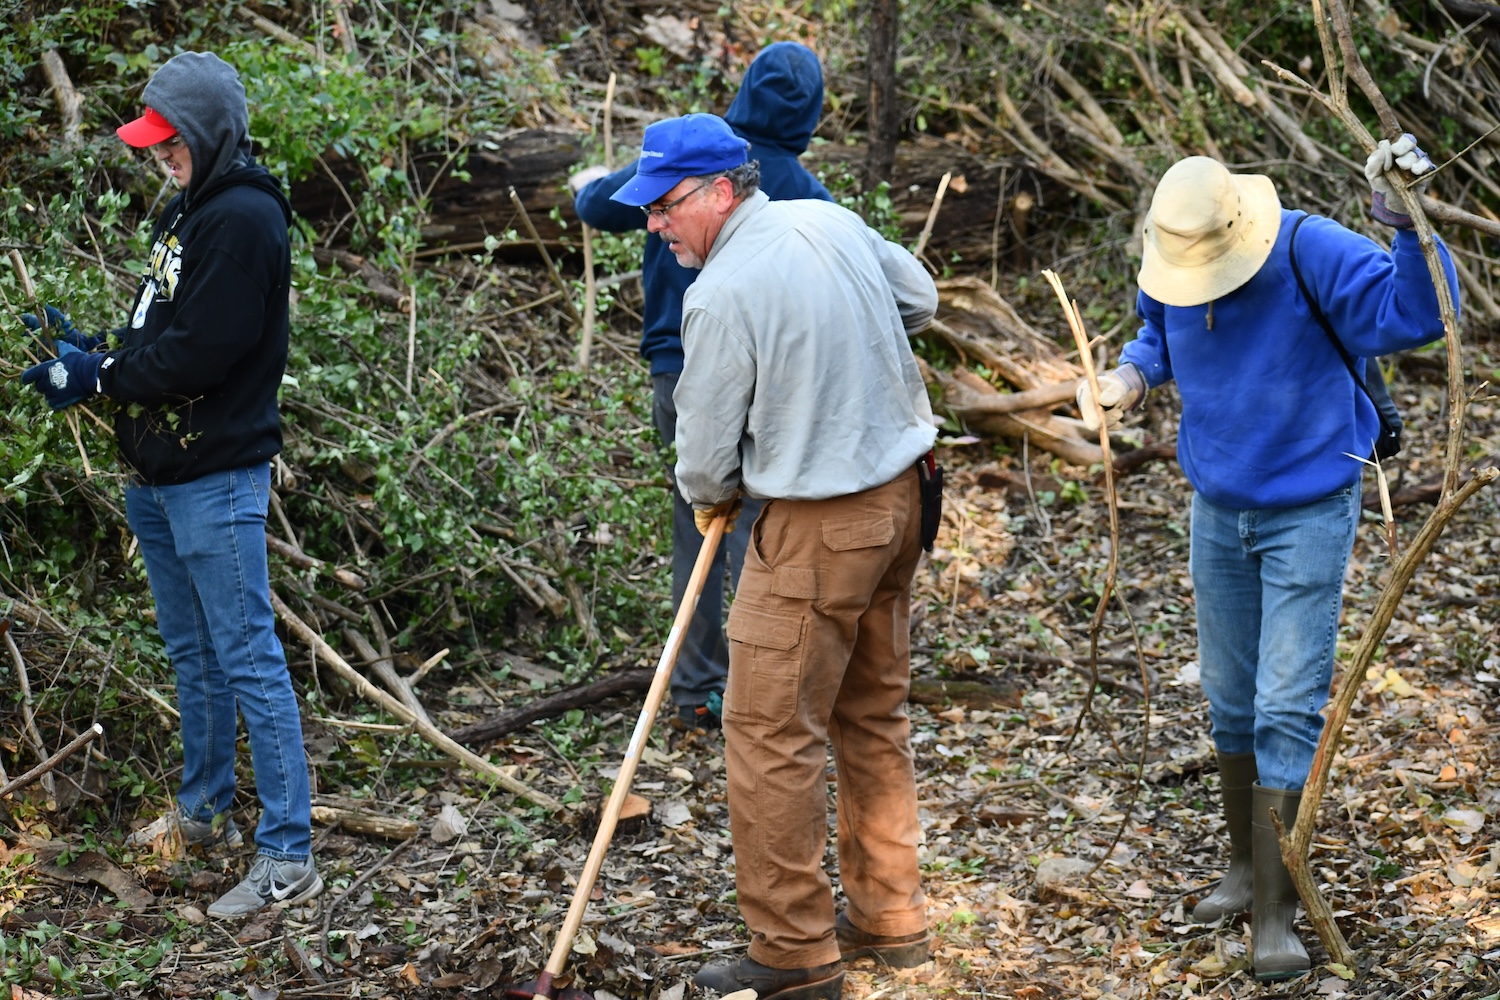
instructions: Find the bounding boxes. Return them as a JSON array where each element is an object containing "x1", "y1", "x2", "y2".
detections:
[{"x1": 1288, "y1": 214, "x2": 1363, "y2": 384}]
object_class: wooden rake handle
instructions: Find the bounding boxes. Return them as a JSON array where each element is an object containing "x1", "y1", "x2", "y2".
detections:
[{"x1": 532, "y1": 512, "x2": 730, "y2": 998}]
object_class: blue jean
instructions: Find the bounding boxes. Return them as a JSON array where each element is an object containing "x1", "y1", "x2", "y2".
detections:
[
  {"x1": 653, "y1": 372, "x2": 762, "y2": 707},
  {"x1": 125, "y1": 463, "x2": 312, "y2": 861},
  {"x1": 1190, "y1": 487, "x2": 1359, "y2": 792}
]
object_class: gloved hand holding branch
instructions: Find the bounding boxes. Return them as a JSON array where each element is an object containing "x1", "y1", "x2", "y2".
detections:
[
  {"x1": 1076, "y1": 363, "x2": 1146, "y2": 431},
  {"x1": 22, "y1": 305, "x2": 106, "y2": 352},
  {"x1": 1364, "y1": 132, "x2": 1434, "y2": 229}
]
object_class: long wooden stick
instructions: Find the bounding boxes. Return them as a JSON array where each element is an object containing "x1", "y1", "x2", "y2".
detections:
[
  {"x1": 576, "y1": 73, "x2": 617, "y2": 374},
  {"x1": 529, "y1": 514, "x2": 727, "y2": 1000},
  {"x1": 270, "y1": 590, "x2": 564, "y2": 812},
  {"x1": 1042, "y1": 271, "x2": 1154, "y2": 875},
  {"x1": 602, "y1": 72, "x2": 616, "y2": 169}
]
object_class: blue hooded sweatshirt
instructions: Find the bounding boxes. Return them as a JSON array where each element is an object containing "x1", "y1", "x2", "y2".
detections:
[
  {"x1": 573, "y1": 42, "x2": 833, "y2": 374},
  {"x1": 1120, "y1": 209, "x2": 1458, "y2": 509}
]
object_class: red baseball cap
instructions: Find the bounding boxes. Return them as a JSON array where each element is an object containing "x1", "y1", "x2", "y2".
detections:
[{"x1": 116, "y1": 107, "x2": 178, "y2": 148}]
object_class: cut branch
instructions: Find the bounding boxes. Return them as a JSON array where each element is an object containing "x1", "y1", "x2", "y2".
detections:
[{"x1": 271, "y1": 590, "x2": 564, "y2": 812}]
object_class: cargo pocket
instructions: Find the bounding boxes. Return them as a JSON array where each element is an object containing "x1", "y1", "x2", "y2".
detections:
[
  {"x1": 822, "y1": 512, "x2": 895, "y2": 553},
  {"x1": 816, "y1": 512, "x2": 895, "y2": 616},
  {"x1": 725, "y1": 603, "x2": 807, "y2": 730}
]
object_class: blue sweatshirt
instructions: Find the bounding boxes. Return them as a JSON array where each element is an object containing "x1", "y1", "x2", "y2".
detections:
[
  {"x1": 573, "y1": 42, "x2": 833, "y2": 374},
  {"x1": 1121, "y1": 209, "x2": 1459, "y2": 509}
]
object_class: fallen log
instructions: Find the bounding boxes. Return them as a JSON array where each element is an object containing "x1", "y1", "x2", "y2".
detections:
[
  {"x1": 447, "y1": 668, "x2": 653, "y2": 747},
  {"x1": 926, "y1": 361, "x2": 1104, "y2": 467},
  {"x1": 310, "y1": 802, "x2": 420, "y2": 840},
  {"x1": 934, "y1": 276, "x2": 1081, "y2": 389}
]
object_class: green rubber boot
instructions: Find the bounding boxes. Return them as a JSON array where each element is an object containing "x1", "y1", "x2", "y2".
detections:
[
  {"x1": 1252, "y1": 783, "x2": 1310, "y2": 981},
  {"x1": 1192, "y1": 752, "x2": 1258, "y2": 922}
]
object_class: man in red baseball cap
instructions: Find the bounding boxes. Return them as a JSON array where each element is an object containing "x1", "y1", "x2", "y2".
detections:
[
  {"x1": 116, "y1": 105, "x2": 194, "y2": 189},
  {"x1": 21, "y1": 51, "x2": 321, "y2": 919}
]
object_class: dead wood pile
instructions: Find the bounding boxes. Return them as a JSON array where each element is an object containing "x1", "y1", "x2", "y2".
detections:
[{"x1": 288, "y1": 1, "x2": 1500, "y2": 469}]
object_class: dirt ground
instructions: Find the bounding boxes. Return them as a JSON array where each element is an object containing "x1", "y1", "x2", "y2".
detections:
[{"x1": 10, "y1": 358, "x2": 1498, "y2": 999}]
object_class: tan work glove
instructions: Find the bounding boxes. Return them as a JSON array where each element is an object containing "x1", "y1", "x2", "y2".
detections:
[
  {"x1": 693, "y1": 496, "x2": 742, "y2": 537},
  {"x1": 1076, "y1": 363, "x2": 1146, "y2": 431}
]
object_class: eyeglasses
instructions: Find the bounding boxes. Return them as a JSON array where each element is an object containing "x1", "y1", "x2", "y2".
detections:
[
  {"x1": 640, "y1": 179, "x2": 715, "y2": 222},
  {"x1": 154, "y1": 135, "x2": 186, "y2": 151}
]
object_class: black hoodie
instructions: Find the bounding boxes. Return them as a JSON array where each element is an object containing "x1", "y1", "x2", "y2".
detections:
[{"x1": 99, "y1": 52, "x2": 292, "y2": 485}]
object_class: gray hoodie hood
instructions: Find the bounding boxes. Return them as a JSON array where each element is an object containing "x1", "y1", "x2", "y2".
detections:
[{"x1": 142, "y1": 52, "x2": 253, "y2": 205}]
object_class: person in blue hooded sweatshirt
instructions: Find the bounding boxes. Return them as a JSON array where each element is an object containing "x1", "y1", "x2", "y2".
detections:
[
  {"x1": 19, "y1": 51, "x2": 321, "y2": 918},
  {"x1": 1077, "y1": 142, "x2": 1459, "y2": 981},
  {"x1": 570, "y1": 42, "x2": 833, "y2": 730}
]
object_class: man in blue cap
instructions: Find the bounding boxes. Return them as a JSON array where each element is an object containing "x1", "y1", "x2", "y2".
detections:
[
  {"x1": 611, "y1": 112, "x2": 937, "y2": 1000},
  {"x1": 571, "y1": 43, "x2": 833, "y2": 732}
]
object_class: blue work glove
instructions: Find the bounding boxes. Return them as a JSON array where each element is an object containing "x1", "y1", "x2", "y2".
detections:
[
  {"x1": 20, "y1": 342, "x2": 104, "y2": 411},
  {"x1": 21, "y1": 305, "x2": 105, "y2": 351},
  {"x1": 1364, "y1": 133, "x2": 1434, "y2": 229}
]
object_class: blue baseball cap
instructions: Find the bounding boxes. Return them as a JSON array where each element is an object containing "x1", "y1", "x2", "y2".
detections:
[{"x1": 609, "y1": 113, "x2": 749, "y2": 207}]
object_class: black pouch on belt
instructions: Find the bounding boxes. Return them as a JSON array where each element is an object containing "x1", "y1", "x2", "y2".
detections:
[{"x1": 916, "y1": 451, "x2": 943, "y2": 551}]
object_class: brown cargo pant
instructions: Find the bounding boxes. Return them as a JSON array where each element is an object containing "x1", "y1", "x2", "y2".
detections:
[{"x1": 722, "y1": 466, "x2": 927, "y2": 969}]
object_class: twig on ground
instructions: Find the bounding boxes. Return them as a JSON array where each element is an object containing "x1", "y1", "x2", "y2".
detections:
[
  {"x1": 0, "y1": 724, "x2": 103, "y2": 800},
  {"x1": 508, "y1": 186, "x2": 581, "y2": 325},
  {"x1": 912, "y1": 171, "x2": 951, "y2": 261},
  {"x1": 319, "y1": 835, "x2": 419, "y2": 961},
  {"x1": 4, "y1": 618, "x2": 57, "y2": 802}
]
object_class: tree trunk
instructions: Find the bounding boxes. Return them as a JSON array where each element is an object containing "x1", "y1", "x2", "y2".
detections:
[{"x1": 866, "y1": 0, "x2": 899, "y2": 188}]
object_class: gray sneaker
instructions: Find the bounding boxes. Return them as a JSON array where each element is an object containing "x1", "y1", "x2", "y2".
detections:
[
  {"x1": 207, "y1": 854, "x2": 324, "y2": 918},
  {"x1": 125, "y1": 808, "x2": 243, "y2": 850}
]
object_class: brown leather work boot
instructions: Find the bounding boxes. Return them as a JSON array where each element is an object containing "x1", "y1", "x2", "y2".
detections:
[
  {"x1": 835, "y1": 912, "x2": 931, "y2": 968},
  {"x1": 692, "y1": 957, "x2": 844, "y2": 1000}
]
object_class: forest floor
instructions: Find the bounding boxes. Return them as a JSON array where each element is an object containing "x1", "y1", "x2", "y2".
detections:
[
  {"x1": 7, "y1": 2, "x2": 1500, "y2": 998},
  {"x1": 7, "y1": 344, "x2": 1499, "y2": 1000}
]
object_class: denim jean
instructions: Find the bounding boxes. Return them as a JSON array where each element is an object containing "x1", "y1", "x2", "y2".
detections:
[
  {"x1": 125, "y1": 463, "x2": 312, "y2": 861},
  {"x1": 1190, "y1": 486, "x2": 1359, "y2": 792},
  {"x1": 653, "y1": 372, "x2": 763, "y2": 708}
]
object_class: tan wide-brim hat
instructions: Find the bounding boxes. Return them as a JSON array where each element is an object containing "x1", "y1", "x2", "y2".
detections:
[{"x1": 1137, "y1": 156, "x2": 1282, "y2": 307}]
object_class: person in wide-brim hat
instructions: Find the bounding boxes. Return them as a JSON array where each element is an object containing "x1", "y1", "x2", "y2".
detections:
[
  {"x1": 1079, "y1": 140, "x2": 1462, "y2": 984},
  {"x1": 1136, "y1": 155, "x2": 1282, "y2": 307}
]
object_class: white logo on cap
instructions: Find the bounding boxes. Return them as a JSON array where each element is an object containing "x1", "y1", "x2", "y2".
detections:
[{"x1": 641, "y1": 150, "x2": 664, "y2": 159}]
